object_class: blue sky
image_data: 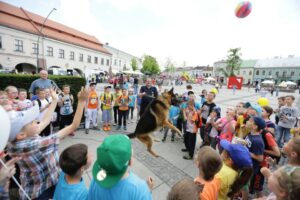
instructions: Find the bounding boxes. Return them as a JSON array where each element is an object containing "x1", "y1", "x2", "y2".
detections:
[{"x1": 4, "y1": 0, "x2": 300, "y2": 67}]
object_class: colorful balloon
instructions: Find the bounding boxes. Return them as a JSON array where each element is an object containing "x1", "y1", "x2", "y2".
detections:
[
  {"x1": 257, "y1": 97, "x2": 269, "y2": 107},
  {"x1": 235, "y1": 1, "x2": 252, "y2": 18},
  {"x1": 210, "y1": 88, "x2": 218, "y2": 95}
]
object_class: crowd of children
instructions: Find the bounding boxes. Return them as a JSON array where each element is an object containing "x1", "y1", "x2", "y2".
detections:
[{"x1": 0, "y1": 80, "x2": 300, "y2": 200}]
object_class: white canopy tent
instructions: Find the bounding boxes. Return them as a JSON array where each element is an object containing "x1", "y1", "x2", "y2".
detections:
[
  {"x1": 285, "y1": 81, "x2": 297, "y2": 86},
  {"x1": 278, "y1": 81, "x2": 287, "y2": 87},
  {"x1": 261, "y1": 80, "x2": 275, "y2": 85}
]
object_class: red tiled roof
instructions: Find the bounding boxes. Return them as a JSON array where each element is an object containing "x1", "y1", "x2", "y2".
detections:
[{"x1": 0, "y1": 1, "x2": 111, "y2": 55}]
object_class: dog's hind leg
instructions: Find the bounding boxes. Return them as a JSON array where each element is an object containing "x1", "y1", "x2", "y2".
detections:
[
  {"x1": 137, "y1": 135, "x2": 159, "y2": 157},
  {"x1": 163, "y1": 120, "x2": 182, "y2": 137}
]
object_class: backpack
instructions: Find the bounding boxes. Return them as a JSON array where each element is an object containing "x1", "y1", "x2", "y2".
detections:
[
  {"x1": 261, "y1": 129, "x2": 280, "y2": 163},
  {"x1": 36, "y1": 98, "x2": 57, "y2": 122},
  {"x1": 36, "y1": 98, "x2": 49, "y2": 108}
]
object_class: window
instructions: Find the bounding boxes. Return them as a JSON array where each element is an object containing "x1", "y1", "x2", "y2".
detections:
[
  {"x1": 276, "y1": 71, "x2": 279, "y2": 77},
  {"x1": 243, "y1": 70, "x2": 246, "y2": 75},
  {"x1": 114, "y1": 59, "x2": 117, "y2": 65},
  {"x1": 106, "y1": 59, "x2": 110, "y2": 66},
  {"x1": 15, "y1": 39, "x2": 23, "y2": 52},
  {"x1": 249, "y1": 71, "x2": 252, "y2": 75},
  {"x1": 291, "y1": 71, "x2": 295, "y2": 76},
  {"x1": 59, "y1": 49, "x2": 65, "y2": 59},
  {"x1": 256, "y1": 70, "x2": 259, "y2": 75},
  {"x1": 79, "y1": 53, "x2": 83, "y2": 62},
  {"x1": 119, "y1": 60, "x2": 121, "y2": 67},
  {"x1": 32, "y1": 43, "x2": 39, "y2": 55},
  {"x1": 283, "y1": 71, "x2": 286, "y2": 77},
  {"x1": 262, "y1": 70, "x2": 265, "y2": 76},
  {"x1": 70, "y1": 51, "x2": 75, "y2": 60},
  {"x1": 0, "y1": 36, "x2": 2, "y2": 49},
  {"x1": 268, "y1": 71, "x2": 272, "y2": 76},
  {"x1": 101, "y1": 58, "x2": 104, "y2": 65},
  {"x1": 87, "y1": 55, "x2": 91, "y2": 63},
  {"x1": 47, "y1": 46, "x2": 53, "y2": 56},
  {"x1": 94, "y1": 57, "x2": 98, "y2": 64}
]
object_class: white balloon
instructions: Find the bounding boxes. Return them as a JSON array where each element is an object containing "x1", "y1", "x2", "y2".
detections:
[{"x1": 0, "y1": 106, "x2": 10, "y2": 151}]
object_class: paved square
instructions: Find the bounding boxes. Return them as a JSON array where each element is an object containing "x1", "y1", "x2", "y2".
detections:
[{"x1": 58, "y1": 83, "x2": 300, "y2": 200}]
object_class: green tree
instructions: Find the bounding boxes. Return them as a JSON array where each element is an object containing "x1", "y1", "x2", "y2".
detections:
[
  {"x1": 141, "y1": 55, "x2": 160, "y2": 75},
  {"x1": 218, "y1": 48, "x2": 242, "y2": 77},
  {"x1": 131, "y1": 58, "x2": 138, "y2": 71}
]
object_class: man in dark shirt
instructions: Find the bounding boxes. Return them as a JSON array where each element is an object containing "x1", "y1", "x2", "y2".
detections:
[{"x1": 139, "y1": 78, "x2": 158, "y2": 116}]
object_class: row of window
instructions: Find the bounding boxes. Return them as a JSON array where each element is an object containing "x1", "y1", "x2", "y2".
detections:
[
  {"x1": 236, "y1": 69, "x2": 298, "y2": 77},
  {"x1": 255, "y1": 69, "x2": 297, "y2": 77},
  {"x1": 11, "y1": 39, "x2": 109, "y2": 66}
]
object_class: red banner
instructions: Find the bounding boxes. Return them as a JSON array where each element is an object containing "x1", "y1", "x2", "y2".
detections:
[{"x1": 227, "y1": 76, "x2": 243, "y2": 89}]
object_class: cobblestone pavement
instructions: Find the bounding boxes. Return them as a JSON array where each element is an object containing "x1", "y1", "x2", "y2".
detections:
[{"x1": 58, "y1": 83, "x2": 300, "y2": 200}]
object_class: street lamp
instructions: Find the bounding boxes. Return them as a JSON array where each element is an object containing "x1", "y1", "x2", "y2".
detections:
[{"x1": 36, "y1": 8, "x2": 56, "y2": 73}]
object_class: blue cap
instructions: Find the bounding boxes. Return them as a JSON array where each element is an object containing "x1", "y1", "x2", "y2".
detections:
[
  {"x1": 244, "y1": 102, "x2": 262, "y2": 116},
  {"x1": 220, "y1": 140, "x2": 252, "y2": 168},
  {"x1": 252, "y1": 116, "x2": 266, "y2": 130}
]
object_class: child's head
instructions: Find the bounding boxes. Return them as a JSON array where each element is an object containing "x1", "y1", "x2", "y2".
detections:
[
  {"x1": 285, "y1": 95, "x2": 295, "y2": 106},
  {"x1": 267, "y1": 166, "x2": 300, "y2": 200},
  {"x1": 195, "y1": 146, "x2": 222, "y2": 181},
  {"x1": 262, "y1": 106, "x2": 273, "y2": 119},
  {"x1": 226, "y1": 106, "x2": 235, "y2": 118},
  {"x1": 5, "y1": 86, "x2": 18, "y2": 100},
  {"x1": 122, "y1": 89, "x2": 127, "y2": 95},
  {"x1": 44, "y1": 88, "x2": 50, "y2": 98},
  {"x1": 59, "y1": 144, "x2": 92, "y2": 177},
  {"x1": 115, "y1": 86, "x2": 120, "y2": 93},
  {"x1": 0, "y1": 90, "x2": 8, "y2": 105},
  {"x1": 9, "y1": 105, "x2": 40, "y2": 142},
  {"x1": 235, "y1": 102, "x2": 244, "y2": 115},
  {"x1": 250, "y1": 116, "x2": 266, "y2": 132},
  {"x1": 278, "y1": 97, "x2": 285, "y2": 106},
  {"x1": 89, "y1": 82, "x2": 96, "y2": 91},
  {"x1": 186, "y1": 85, "x2": 192, "y2": 90},
  {"x1": 18, "y1": 89, "x2": 28, "y2": 100},
  {"x1": 283, "y1": 137, "x2": 300, "y2": 165},
  {"x1": 206, "y1": 92, "x2": 215, "y2": 103},
  {"x1": 128, "y1": 88, "x2": 133, "y2": 95},
  {"x1": 244, "y1": 102, "x2": 262, "y2": 117},
  {"x1": 37, "y1": 89, "x2": 46, "y2": 99},
  {"x1": 105, "y1": 85, "x2": 111, "y2": 93},
  {"x1": 210, "y1": 106, "x2": 221, "y2": 118},
  {"x1": 167, "y1": 179, "x2": 203, "y2": 200},
  {"x1": 201, "y1": 89, "x2": 207, "y2": 96},
  {"x1": 220, "y1": 140, "x2": 253, "y2": 198},
  {"x1": 62, "y1": 85, "x2": 70, "y2": 94}
]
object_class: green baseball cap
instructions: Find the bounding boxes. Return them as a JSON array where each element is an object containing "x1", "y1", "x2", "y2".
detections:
[{"x1": 92, "y1": 134, "x2": 132, "y2": 188}]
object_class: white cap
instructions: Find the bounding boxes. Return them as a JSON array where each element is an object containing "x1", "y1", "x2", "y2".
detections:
[{"x1": 9, "y1": 104, "x2": 39, "y2": 142}]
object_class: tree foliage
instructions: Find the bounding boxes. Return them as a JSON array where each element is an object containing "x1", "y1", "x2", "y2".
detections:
[
  {"x1": 141, "y1": 55, "x2": 160, "y2": 75},
  {"x1": 218, "y1": 48, "x2": 242, "y2": 77},
  {"x1": 131, "y1": 58, "x2": 138, "y2": 71}
]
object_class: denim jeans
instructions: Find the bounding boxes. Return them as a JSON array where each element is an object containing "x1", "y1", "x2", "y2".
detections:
[{"x1": 276, "y1": 125, "x2": 291, "y2": 147}]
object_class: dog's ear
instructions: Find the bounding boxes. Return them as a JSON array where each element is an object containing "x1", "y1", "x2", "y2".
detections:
[{"x1": 168, "y1": 87, "x2": 174, "y2": 95}]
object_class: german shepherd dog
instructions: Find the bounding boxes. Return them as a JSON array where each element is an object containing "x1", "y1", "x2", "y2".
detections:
[{"x1": 127, "y1": 88, "x2": 182, "y2": 157}]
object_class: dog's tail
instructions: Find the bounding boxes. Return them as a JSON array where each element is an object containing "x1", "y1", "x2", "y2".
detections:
[{"x1": 127, "y1": 132, "x2": 136, "y2": 139}]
